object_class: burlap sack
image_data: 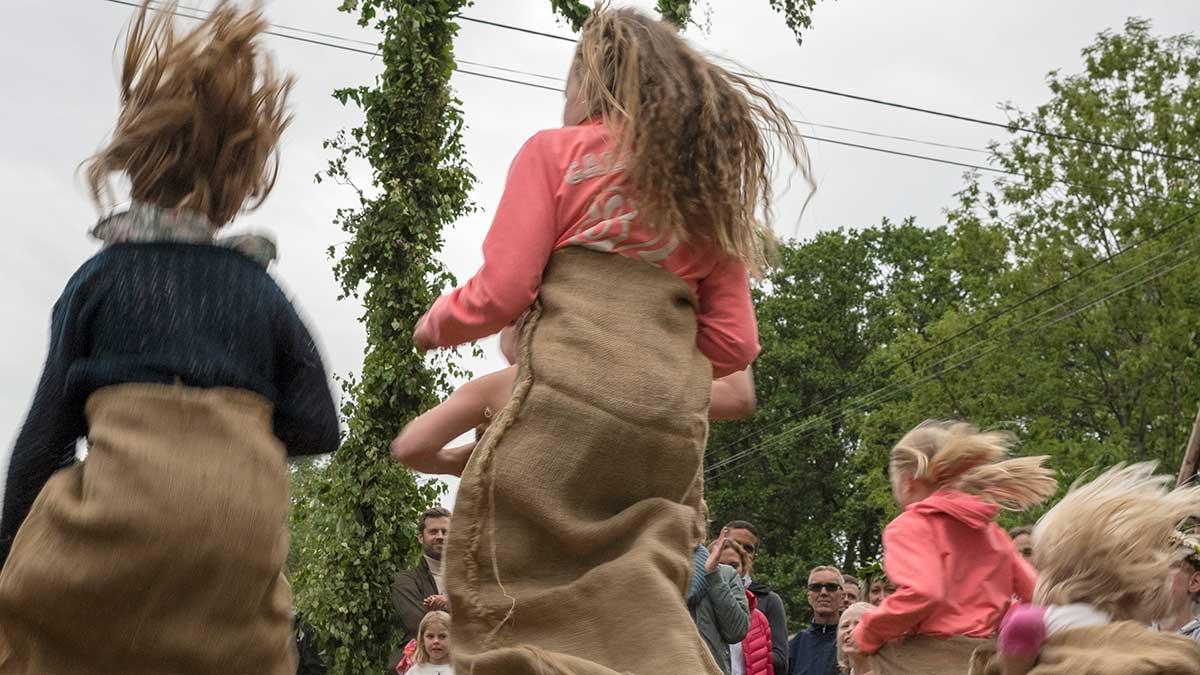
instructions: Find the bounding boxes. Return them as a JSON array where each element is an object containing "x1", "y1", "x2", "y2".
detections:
[
  {"x1": 444, "y1": 248, "x2": 720, "y2": 675},
  {"x1": 967, "y1": 621, "x2": 1200, "y2": 675},
  {"x1": 871, "y1": 634, "x2": 991, "y2": 675},
  {"x1": 0, "y1": 383, "x2": 296, "y2": 675}
]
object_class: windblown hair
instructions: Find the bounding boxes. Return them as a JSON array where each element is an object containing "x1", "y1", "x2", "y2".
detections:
[
  {"x1": 85, "y1": 0, "x2": 293, "y2": 227},
  {"x1": 413, "y1": 610, "x2": 451, "y2": 664},
  {"x1": 890, "y1": 420, "x2": 1057, "y2": 511},
  {"x1": 571, "y1": 5, "x2": 813, "y2": 276},
  {"x1": 1032, "y1": 463, "x2": 1200, "y2": 623}
]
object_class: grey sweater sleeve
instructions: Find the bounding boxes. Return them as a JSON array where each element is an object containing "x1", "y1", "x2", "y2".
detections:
[
  {"x1": 764, "y1": 592, "x2": 789, "y2": 674},
  {"x1": 707, "y1": 565, "x2": 750, "y2": 644},
  {"x1": 688, "y1": 543, "x2": 710, "y2": 608}
]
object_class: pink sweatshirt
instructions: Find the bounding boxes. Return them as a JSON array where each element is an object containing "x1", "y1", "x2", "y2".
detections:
[
  {"x1": 853, "y1": 489, "x2": 1036, "y2": 654},
  {"x1": 422, "y1": 122, "x2": 760, "y2": 378}
]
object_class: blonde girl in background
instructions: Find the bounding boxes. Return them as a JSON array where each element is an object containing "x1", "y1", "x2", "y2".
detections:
[
  {"x1": 403, "y1": 611, "x2": 454, "y2": 675},
  {"x1": 852, "y1": 421, "x2": 1057, "y2": 674}
]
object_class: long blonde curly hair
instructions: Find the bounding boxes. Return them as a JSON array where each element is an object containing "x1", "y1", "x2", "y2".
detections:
[
  {"x1": 571, "y1": 5, "x2": 813, "y2": 276},
  {"x1": 1032, "y1": 463, "x2": 1200, "y2": 623},
  {"x1": 84, "y1": 0, "x2": 293, "y2": 227},
  {"x1": 890, "y1": 420, "x2": 1057, "y2": 511}
]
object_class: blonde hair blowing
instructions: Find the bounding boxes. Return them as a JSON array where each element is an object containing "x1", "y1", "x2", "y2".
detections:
[
  {"x1": 890, "y1": 420, "x2": 1057, "y2": 511},
  {"x1": 414, "y1": 610, "x2": 451, "y2": 664},
  {"x1": 572, "y1": 5, "x2": 813, "y2": 277},
  {"x1": 85, "y1": 0, "x2": 293, "y2": 227},
  {"x1": 1032, "y1": 463, "x2": 1200, "y2": 623}
]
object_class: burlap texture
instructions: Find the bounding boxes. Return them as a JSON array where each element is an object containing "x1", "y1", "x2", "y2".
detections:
[
  {"x1": 445, "y1": 247, "x2": 719, "y2": 675},
  {"x1": 871, "y1": 634, "x2": 991, "y2": 675},
  {"x1": 0, "y1": 383, "x2": 295, "y2": 675},
  {"x1": 968, "y1": 621, "x2": 1200, "y2": 675}
]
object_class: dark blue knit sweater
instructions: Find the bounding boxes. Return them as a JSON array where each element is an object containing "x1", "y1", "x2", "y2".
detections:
[{"x1": 1, "y1": 242, "x2": 340, "y2": 565}]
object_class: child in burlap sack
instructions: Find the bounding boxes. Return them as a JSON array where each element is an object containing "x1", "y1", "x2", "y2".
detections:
[
  {"x1": 974, "y1": 463, "x2": 1200, "y2": 675},
  {"x1": 0, "y1": 3, "x2": 337, "y2": 674},
  {"x1": 851, "y1": 421, "x2": 1057, "y2": 675},
  {"x1": 409, "y1": 6, "x2": 811, "y2": 673}
]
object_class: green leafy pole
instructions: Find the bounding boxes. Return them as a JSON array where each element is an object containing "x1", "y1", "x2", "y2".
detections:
[{"x1": 291, "y1": 0, "x2": 474, "y2": 672}]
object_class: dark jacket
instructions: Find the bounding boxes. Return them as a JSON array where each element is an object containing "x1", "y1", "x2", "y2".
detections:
[
  {"x1": 748, "y1": 579, "x2": 789, "y2": 675},
  {"x1": 690, "y1": 561, "x2": 750, "y2": 675},
  {"x1": 786, "y1": 621, "x2": 838, "y2": 675},
  {"x1": 390, "y1": 557, "x2": 439, "y2": 664}
]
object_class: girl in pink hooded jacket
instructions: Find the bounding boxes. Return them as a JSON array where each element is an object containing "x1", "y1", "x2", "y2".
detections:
[{"x1": 852, "y1": 420, "x2": 1058, "y2": 674}]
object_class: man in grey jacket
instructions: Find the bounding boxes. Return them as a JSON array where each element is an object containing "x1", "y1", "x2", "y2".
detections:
[{"x1": 689, "y1": 529, "x2": 750, "y2": 675}]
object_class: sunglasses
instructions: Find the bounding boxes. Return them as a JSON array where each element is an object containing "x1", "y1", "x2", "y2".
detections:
[{"x1": 808, "y1": 582, "x2": 842, "y2": 593}]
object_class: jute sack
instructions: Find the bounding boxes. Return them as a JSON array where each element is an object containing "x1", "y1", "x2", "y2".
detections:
[
  {"x1": 0, "y1": 384, "x2": 295, "y2": 675},
  {"x1": 967, "y1": 621, "x2": 1200, "y2": 675},
  {"x1": 871, "y1": 634, "x2": 991, "y2": 675},
  {"x1": 445, "y1": 248, "x2": 721, "y2": 675}
]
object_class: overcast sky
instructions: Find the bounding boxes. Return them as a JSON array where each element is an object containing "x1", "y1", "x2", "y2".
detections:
[{"x1": 3, "y1": 1, "x2": 1198, "y2": 508}]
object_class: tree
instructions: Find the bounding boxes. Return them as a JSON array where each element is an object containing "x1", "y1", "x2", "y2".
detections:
[
  {"x1": 704, "y1": 221, "x2": 963, "y2": 622},
  {"x1": 707, "y1": 19, "x2": 1200, "y2": 621},
  {"x1": 288, "y1": 1, "x2": 474, "y2": 672},
  {"x1": 867, "y1": 18, "x2": 1200, "y2": 515}
]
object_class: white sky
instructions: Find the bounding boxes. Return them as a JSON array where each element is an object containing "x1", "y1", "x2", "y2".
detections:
[{"x1": 2, "y1": 1, "x2": 1198, "y2": 508}]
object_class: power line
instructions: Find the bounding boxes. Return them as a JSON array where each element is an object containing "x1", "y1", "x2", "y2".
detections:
[
  {"x1": 98, "y1": 1, "x2": 1005, "y2": 162},
  {"x1": 709, "y1": 251, "x2": 1195, "y2": 479},
  {"x1": 103, "y1": 0, "x2": 1200, "y2": 201},
  {"x1": 122, "y1": 1, "x2": 1200, "y2": 165},
  {"x1": 705, "y1": 237, "x2": 1199, "y2": 480},
  {"x1": 801, "y1": 122, "x2": 989, "y2": 155},
  {"x1": 797, "y1": 134, "x2": 1198, "y2": 210},
  {"x1": 704, "y1": 204, "x2": 1200, "y2": 467},
  {"x1": 98, "y1": 0, "x2": 566, "y2": 94},
  {"x1": 456, "y1": 14, "x2": 1200, "y2": 166},
  {"x1": 459, "y1": 15, "x2": 578, "y2": 44},
  {"x1": 707, "y1": 217, "x2": 1198, "y2": 475}
]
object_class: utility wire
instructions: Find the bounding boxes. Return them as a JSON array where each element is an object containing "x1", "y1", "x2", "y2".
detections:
[
  {"x1": 705, "y1": 205, "x2": 1200, "y2": 465},
  {"x1": 116, "y1": 2, "x2": 1200, "y2": 165},
  {"x1": 455, "y1": 13, "x2": 1200, "y2": 165},
  {"x1": 705, "y1": 238, "x2": 1199, "y2": 480}
]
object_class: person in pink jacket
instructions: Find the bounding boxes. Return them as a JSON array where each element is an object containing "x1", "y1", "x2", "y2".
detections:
[{"x1": 852, "y1": 420, "x2": 1057, "y2": 674}]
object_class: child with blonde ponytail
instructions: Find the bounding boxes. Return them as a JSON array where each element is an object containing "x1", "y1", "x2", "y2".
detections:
[{"x1": 852, "y1": 420, "x2": 1057, "y2": 674}]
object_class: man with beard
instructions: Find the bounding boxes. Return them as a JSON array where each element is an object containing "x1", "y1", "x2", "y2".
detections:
[
  {"x1": 788, "y1": 566, "x2": 844, "y2": 675},
  {"x1": 391, "y1": 507, "x2": 451, "y2": 665}
]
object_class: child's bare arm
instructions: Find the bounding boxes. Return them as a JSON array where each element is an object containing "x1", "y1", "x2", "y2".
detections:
[
  {"x1": 710, "y1": 366, "x2": 755, "y2": 421},
  {"x1": 391, "y1": 366, "x2": 516, "y2": 474}
]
